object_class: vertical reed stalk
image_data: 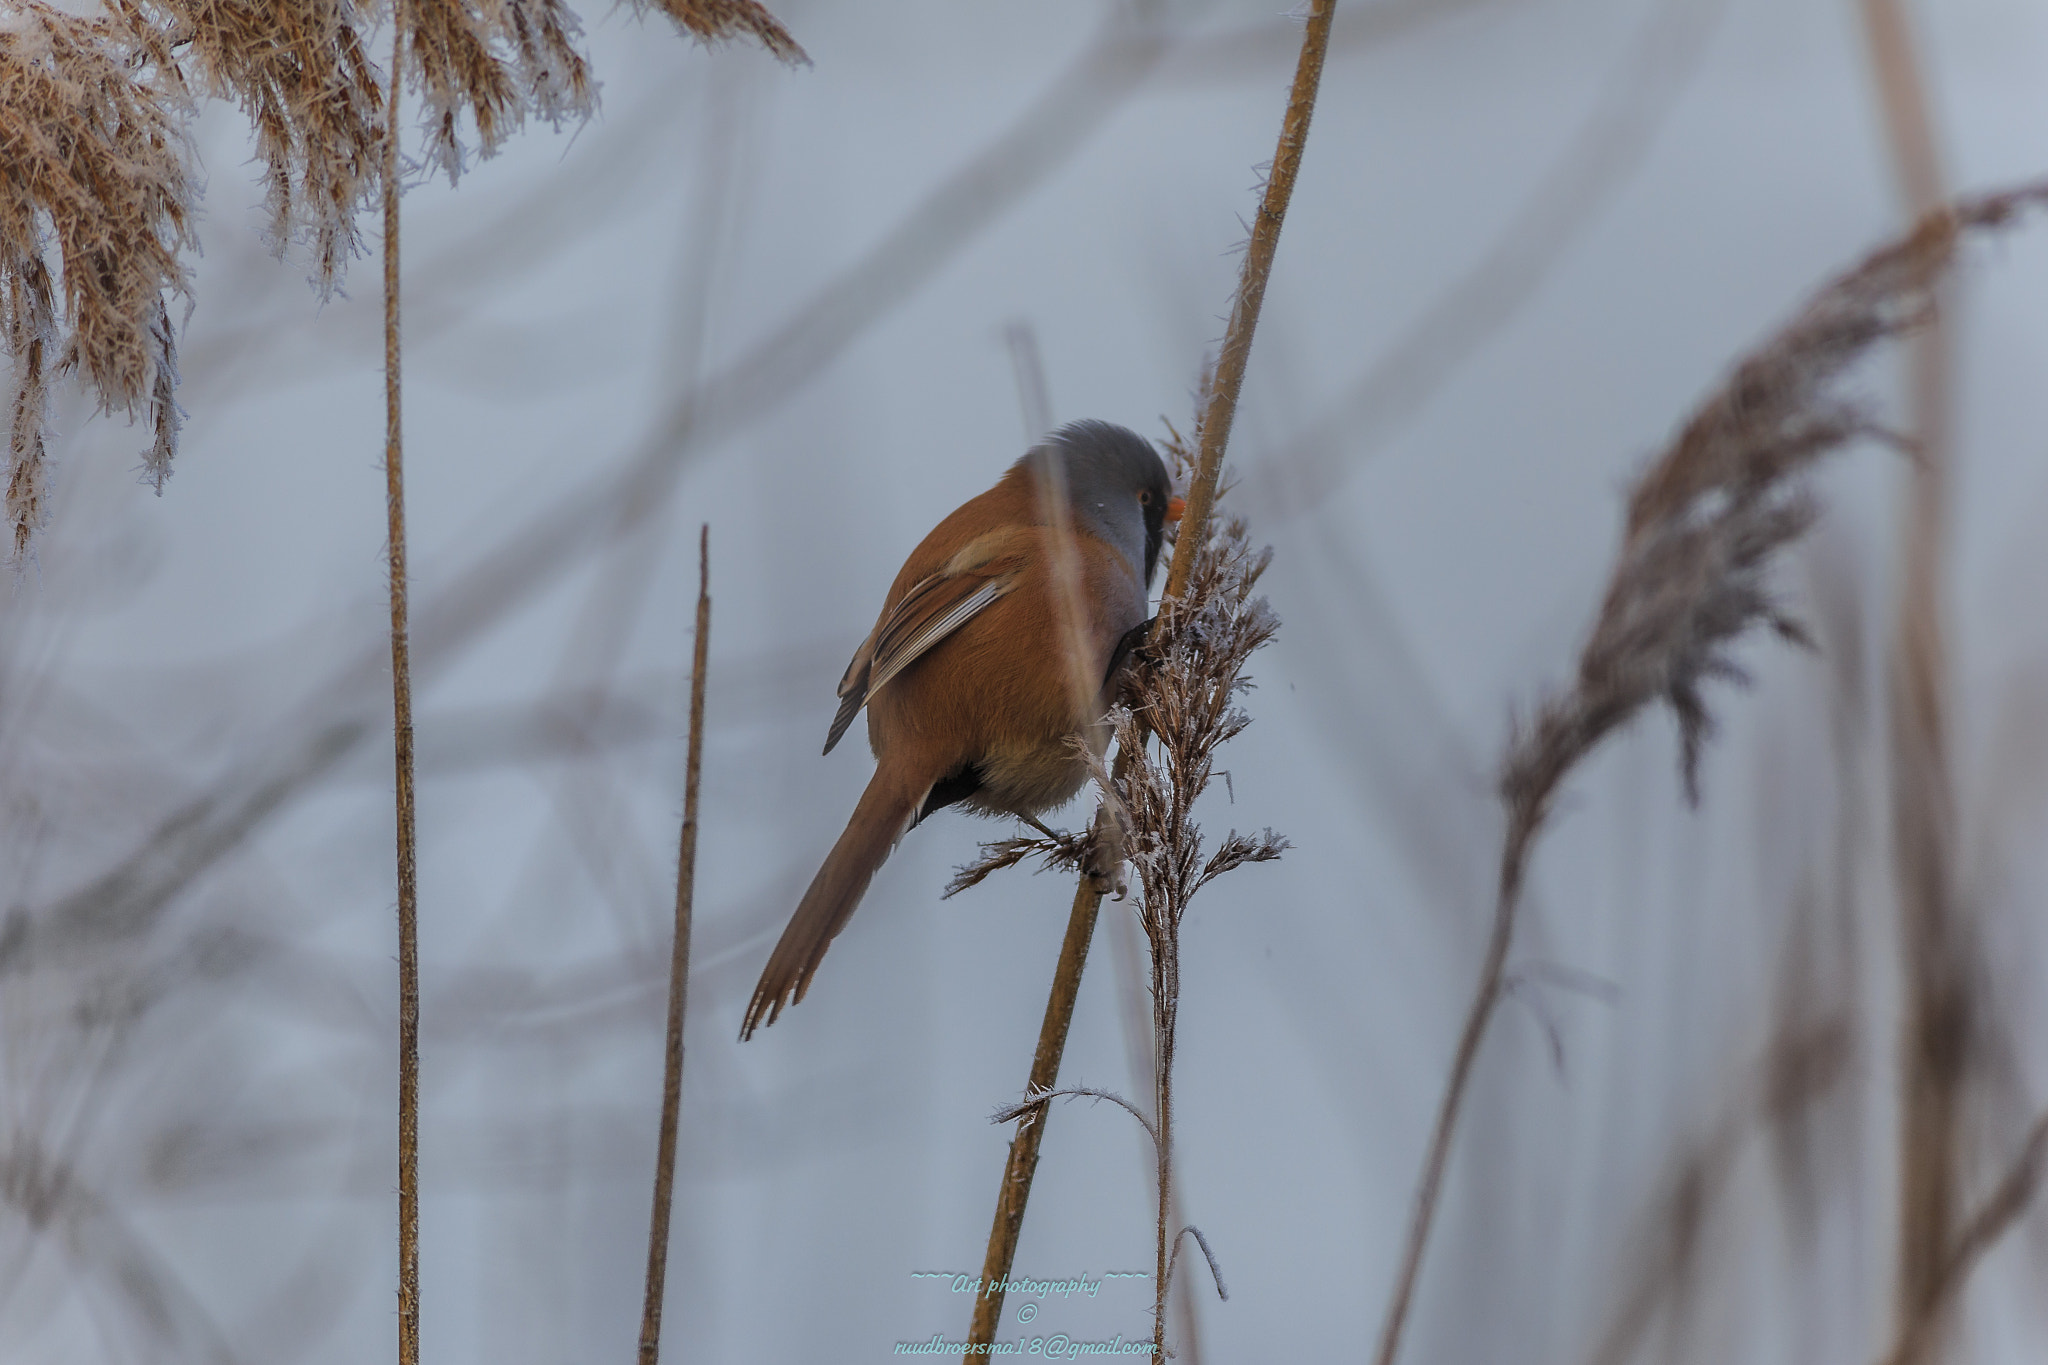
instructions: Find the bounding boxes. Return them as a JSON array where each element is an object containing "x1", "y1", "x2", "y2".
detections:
[
  {"x1": 1856, "y1": 5, "x2": 1960, "y2": 1358},
  {"x1": 1149, "y1": 919, "x2": 1177, "y2": 1356},
  {"x1": 1876, "y1": 1112, "x2": 2048, "y2": 1365},
  {"x1": 382, "y1": 12, "x2": 420, "y2": 1365},
  {"x1": 1004, "y1": 319, "x2": 1053, "y2": 441},
  {"x1": 1110, "y1": 905, "x2": 1206, "y2": 1362},
  {"x1": 1171, "y1": 0, "x2": 1333, "y2": 594},
  {"x1": 962, "y1": 4, "x2": 1334, "y2": 1355},
  {"x1": 1035, "y1": 457, "x2": 1099, "y2": 725},
  {"x1": 964, "y1": 878, "x2": 1107, "y2": 1354},
  {"x1": 638, "y1": 526, "x2": 712, "y2": 1365},
  {"x1": 1371, "y1": 811, "x2": 1533, "y2": 1365}
]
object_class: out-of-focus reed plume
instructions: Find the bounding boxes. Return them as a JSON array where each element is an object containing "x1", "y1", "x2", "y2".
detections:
[
  {"x1": 1373, "y1": 179, "x2": 2048, "y2": 1365},
  {"x1": 1513, "y1": 183, "x2": 2048, "y2": 815},
  {"x1": 0, "y1": 3, "x2": 193, "y2": 557}
]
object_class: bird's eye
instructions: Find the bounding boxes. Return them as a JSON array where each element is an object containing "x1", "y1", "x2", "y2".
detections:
[{"x1": 1138, "y1": 490, "x2": 1152, "y2": 505}]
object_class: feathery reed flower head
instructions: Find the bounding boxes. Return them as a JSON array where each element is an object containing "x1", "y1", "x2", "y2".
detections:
[
  {"x1": 1508, "y1": 184, "x2": 2048, "y2": 825},
  {"x1": 395, "y1": 0, "x2": 595, "y2": 185},
  {"x1": 945, "y1": 453, "x2": 1285, "y2": 914},
  {"x1": 1, "y1": 1, "x2": 195, "y2": 559},
  {"x1": 632, "y1": 0, "x2": 807, "y2": 65},
  {"x1": 1110, "y1": 508, "x2": 1286, "y2": 935},
  {"x1": 112, "y1": 0, "x2": 384, "y2": 293}
]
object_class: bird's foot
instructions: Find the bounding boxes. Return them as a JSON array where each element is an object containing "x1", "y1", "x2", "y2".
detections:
[{"x1": 1082, "y1": 805, "x2": 1130, "y2": 900}]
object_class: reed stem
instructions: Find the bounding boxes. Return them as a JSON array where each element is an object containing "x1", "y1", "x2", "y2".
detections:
[
  {"x1": 964, "y1": 873, "x2": 1106, "y2": 1351},
  {"x1": 382, "y1": 13, "x2": 420, "y2": 1365},
  {"x1": 637, "y1": 527, "x2": 712, "y2": 1365},
  {"x1": 1855, "y1": 5, "x2": 1961, "y2": 1359}
]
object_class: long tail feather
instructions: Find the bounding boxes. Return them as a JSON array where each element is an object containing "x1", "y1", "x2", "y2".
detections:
[{"x1": 741, "y1": 773, "x2": 921, "y2": 1038}]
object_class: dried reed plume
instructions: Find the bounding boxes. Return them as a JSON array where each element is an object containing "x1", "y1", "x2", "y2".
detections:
[
  {"x1": 1, "y1": 2, "x2": 193, "y2": 557},
  {"x1": 399, "y1": 0, "x2": 804, "y2": 186},
  {"x1": 1371, "y1": 178, "x2": 2048, "y2": 1365},
  {"x1": 632, "y1": 0, "x2": 807, "y2": 65},
  {"x1": 1107, "y1": 509, "x2": 1282, "y2": 1356},
  {"x1": 396, "y1": 0, "x2": 595, "y2": 184},
  {"x1": 0, "y1": 0, "x2": 807, "y2": 562},
  {"x1": 113, "y1": 0, "x2": 384, "y2": 291}
]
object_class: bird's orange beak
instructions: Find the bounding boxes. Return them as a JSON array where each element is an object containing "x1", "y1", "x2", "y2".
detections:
[{"x1": 1166, "y1": 495, "x2": 1185, "y2": 523}]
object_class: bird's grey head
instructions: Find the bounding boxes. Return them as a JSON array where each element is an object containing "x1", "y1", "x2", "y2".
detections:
[{"x1": 1017, "y1": 420, "x2": 1175, "y2": 586}]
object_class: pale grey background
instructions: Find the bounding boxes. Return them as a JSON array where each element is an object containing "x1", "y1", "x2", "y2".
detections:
[{"x1": 6, "y1": 0, "x2": 2048, "y2": 1361}]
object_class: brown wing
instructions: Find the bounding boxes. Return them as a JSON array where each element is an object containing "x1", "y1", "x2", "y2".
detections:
[
  {"x1": 821, "y1": 566, "x2": 1018, "y2": 754},
  {"x1": 823, "y1": 636, "x2": 876, "y2": 755}
]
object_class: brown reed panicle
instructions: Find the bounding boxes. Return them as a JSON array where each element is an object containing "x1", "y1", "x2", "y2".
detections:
[
  {"x1": 1512, "y1": 180, "x2": 2048, "y2": 825},
  {"x1": 1112, "y1": 508, "x2": 1283, "y2": 1346},
  {"x1": 941, "y1": 515, "x2": 1286, "y2": 893},
  {"x1": 0, "y1": 2, "x2": 194, "y2": 557},
  {"x1": 399, "y1": 0, "x2": 803, "y2": 186},
  {"x1": 110, "y1": 0, "x2": 384, "y2": 294},
  {"x1": 632, "y1": 0, "x2": 807, "y2": 65},
  {"x1": 1371, "y1": 178, "x2": 2048, "y2": 1365},
  {"x1": 396, "y1": 0, "x2": 594, "y2": 184}
]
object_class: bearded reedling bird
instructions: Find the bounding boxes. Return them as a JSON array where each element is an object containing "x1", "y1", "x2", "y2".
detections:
[{"x1": 741, "y1": 420, "x2": 1182, "y2": 1039}]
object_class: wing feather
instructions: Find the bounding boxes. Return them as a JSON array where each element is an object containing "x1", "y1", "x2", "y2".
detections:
[
  {"x1": 820, "y1": 567, "x2": 1017, "y2": 753},
  {"x1": 868, "y1": 577, "x2": 1013, "y2": 696}
]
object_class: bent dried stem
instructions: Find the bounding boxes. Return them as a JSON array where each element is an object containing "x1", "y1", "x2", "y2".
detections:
[
  {"x1": 1165, "y1": 1224, "x2": 1229, "y2": 1305},
  {"x1": 1877, "y1": 1111, "x2": 2048, "y2": 1365},
  {"x1": 1369, "y1": 180, "x2": 2048, "y2": 1365},
  {"x1": 637, "y1": 527, "x2": 711, "y2": 1365},
  {"x1": 991, "y1": 1085, "x2": 1160, "y2": 1151}
]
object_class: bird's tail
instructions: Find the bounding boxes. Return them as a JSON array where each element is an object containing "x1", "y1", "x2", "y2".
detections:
[{"x1": 741, "y1": 771, "x2": 922, "y2": 1039}]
